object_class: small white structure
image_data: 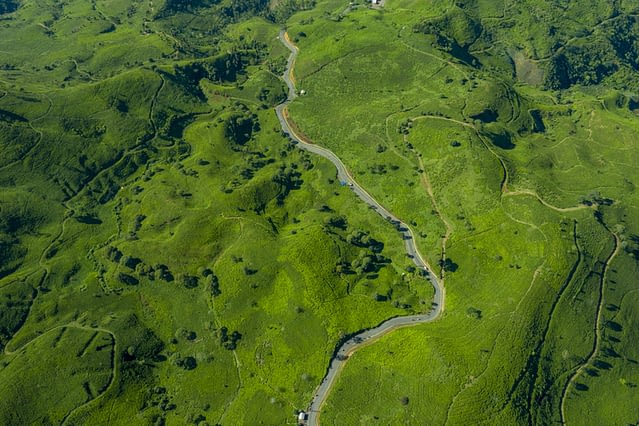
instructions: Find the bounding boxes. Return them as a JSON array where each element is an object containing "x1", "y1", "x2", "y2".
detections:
[
  {"x1": 298, "y1": 411, "x2": 308, "y2": 424},
  {"x1": 300, "y1": 89, "x2": 306, "y2": 95}
]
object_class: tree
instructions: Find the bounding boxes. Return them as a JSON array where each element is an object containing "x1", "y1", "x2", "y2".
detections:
[
  {"x1": 0, "y1": 0, "x2": 19, "y2": 14},
  {"x1": 207, "y1": 274, "x2": 221, "y2": 296},
  {"x1": 224, "y1": 112, "x2": 256, "y2": 146},
  {"x1": 466, "y1": 307, "x2": 482, "y2": 319},
  {"x1": 182, "y1": 274, "x2": 199, "y2": 289},
  {"x1": 219, "y1": 326, "x2": 242, "y2": 350},
  {"x1": 118, "y1": 272, "x2": 139, "y2": 286},
  {"x1": 324, "y1": 215, "x2": 347, "y2": 230},
  {"x1": 439, "y1": 257, "x2": 458, "y2": 272},
  {"x1": 175, "y1": 356, "x2": 197, "y2": 370}
]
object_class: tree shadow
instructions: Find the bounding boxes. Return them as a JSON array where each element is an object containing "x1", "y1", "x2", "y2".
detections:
[
  {"x1": 75, "y1": 215, "x2": 102, "y2": 225},
  {"x1": 605, "y1": 303, "x2": 619, "y2": 312},
  {"x1": 575, "y1": 383, "x2": 589, "y2": 391},
  {"x1": 593, "y1": 359, "x2": 613, "y2": 370},
  {"x1": 603, "y1": 347, "x2": 621, "y2": 358},
  {"x1": 489, "y1": 131, "x2": 515, "y2": 149},
  {"x1": 585, "y1": 368, "x2": 599, "y2": 377},
  {"x1": 606, "y1": 320, "x2": 623, "y2": 332},
  {"x1": 608, "y1": 336, "x2": 621, "y2": 343}
]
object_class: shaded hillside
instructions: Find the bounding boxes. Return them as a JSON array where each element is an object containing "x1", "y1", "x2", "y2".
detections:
[{"x1": 0, "y1": 0, "x2": 19, "y2": 15}]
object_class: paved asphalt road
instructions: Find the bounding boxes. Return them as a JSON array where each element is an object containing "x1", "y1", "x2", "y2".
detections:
[{"x1": 275, "y1": 29, "x2": 445, "y2": 425}]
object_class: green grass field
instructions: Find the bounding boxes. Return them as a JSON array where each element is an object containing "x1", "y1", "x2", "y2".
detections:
[
  {"x1": 0, "y1": 1, "x2": 436, "y2": 423},
  {"x1": 283, "y1": 0, "x2": 639, "y2": 424},
  {"x1": 1, "y1": 0, "x2": 638, "y2": 424}
]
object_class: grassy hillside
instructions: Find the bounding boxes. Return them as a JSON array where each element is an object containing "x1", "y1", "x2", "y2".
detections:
[
  {"x1": 284, "y1": 0, "x2": 639, "y2": 424},
  {"x1": 0, "y1": 1, "x2": 432, "y2": 424},
  {"x1": 1, "y1": 0, "x2": 638, "y2": 424}
]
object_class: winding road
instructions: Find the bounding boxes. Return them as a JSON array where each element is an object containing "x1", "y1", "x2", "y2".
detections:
[{"x1": 274, "y1": 30, "x2": 445, "y2": 425}]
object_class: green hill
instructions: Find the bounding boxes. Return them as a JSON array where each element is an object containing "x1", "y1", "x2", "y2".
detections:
[{"x1": 0, "y1": 0, "x2": 638, "y2": 424}]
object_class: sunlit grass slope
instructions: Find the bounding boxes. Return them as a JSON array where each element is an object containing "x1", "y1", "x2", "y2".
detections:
[
  {"x1": 0, "y1": 0, "x2": 436, "y2": 424},
  {"x1": 285, "y1": 0, "x2": 639, "y2": 424}
]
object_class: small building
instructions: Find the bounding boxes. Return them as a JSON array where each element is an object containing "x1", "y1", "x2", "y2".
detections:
[
  {"x1": 298, "y1": 411, "x2": 308, "y2": 424},
  {"x1": 300, "y1": 89, "x2": 306, "y2": 95}
]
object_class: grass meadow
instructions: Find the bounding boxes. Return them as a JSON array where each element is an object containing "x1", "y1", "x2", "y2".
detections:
[
  {"x1": 0, "y1": 1, "x2": 436, "y2": 423},
  {"x1": 0, "y1": 0, "x2": 638, "y2": 424},
  {"x1": 283, "y1": 0, "x2": 639, "y2": 424}
]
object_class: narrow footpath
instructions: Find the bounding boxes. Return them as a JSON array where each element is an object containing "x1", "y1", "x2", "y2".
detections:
[{"x1": 274, "y1": 30, "x2": 445, "y2": 425}]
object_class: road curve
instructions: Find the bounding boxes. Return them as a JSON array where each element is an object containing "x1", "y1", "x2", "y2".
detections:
[{"x1": 274, "y1": 29, "x2": 445, "y2": 425}]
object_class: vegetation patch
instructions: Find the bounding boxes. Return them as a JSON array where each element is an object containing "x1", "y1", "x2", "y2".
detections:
[{"x1": 1, "y1": 0, "x2": 638, "y2": 424}]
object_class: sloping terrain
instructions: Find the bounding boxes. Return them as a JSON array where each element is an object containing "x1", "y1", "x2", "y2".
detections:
[
  {"x1": 285, "y1": 0, "x2": 639, "y2": 424},
  {"x1": 0, "y1": 0, "x2": 638, "y2": 425},
  {"x1": 0, "y1": 1, "x2": 431, "y2": 424}
]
